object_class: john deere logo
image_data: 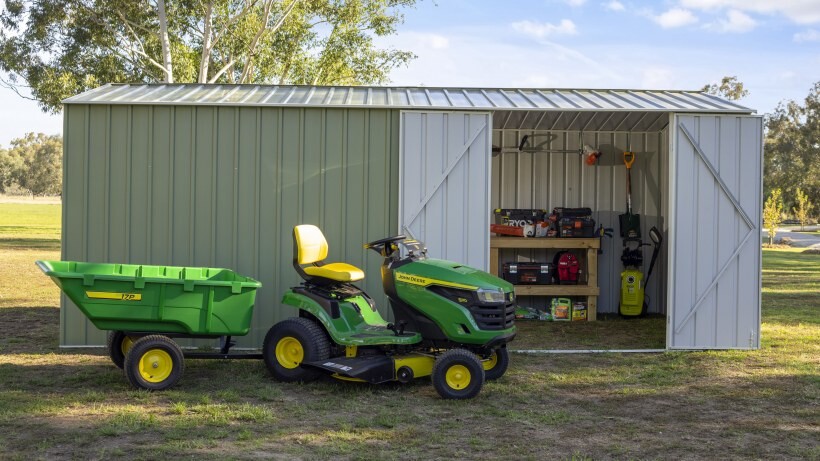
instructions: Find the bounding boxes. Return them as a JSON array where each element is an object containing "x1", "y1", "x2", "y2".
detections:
[
  {"x1": 394, "y1": 272, "x2": 477, "y2": 290},
  {"x1": 395, "y1": 273, "x2": 428, "y2": 286}
]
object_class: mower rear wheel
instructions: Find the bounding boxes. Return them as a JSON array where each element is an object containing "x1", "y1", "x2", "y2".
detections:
[
  {"x1": 482, "y1": 347, "x2": 509, "y2": 381},
  {"x1": 107, "y1": 330, "x2": 135, "y2": 369},
  {"x1": 263, "y1": 317, "x2": 330, "y2": 382},
  {"x1": 123, "y1": 335, "x2": 185, "y2": 391},
  {"x1": 432, "y1": 349, "x2": 485, "y2": 399}
]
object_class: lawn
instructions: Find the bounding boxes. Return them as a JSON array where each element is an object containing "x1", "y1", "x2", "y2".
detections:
[{"x1": 0, "y1": 203, "x2": 818, "y2": 460}]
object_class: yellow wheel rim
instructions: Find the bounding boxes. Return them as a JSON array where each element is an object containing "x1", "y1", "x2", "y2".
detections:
[
  {"x1": 445, "y1": 364, "x2": 472, "y2": 389},
  {"x1": 276, "y1": 336, "x2": 304, "y2": 369},
  {"x1": 138, "y1": 348, "x2": 174, "y2": 383},
  {"x1": 483, "y1": 352, "x2": 498, "y2": 371},
  {"x1": 121, "y1": 336, "x2": 134, "y2": 356}
]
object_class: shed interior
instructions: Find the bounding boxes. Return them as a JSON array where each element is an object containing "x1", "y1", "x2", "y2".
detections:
[{"x1": 489, "y1": 109, "x2": 670, "y2": 342}]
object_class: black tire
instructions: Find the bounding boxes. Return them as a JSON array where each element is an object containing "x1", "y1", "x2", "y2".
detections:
[
  {"x1": 263, "y1": 317, "x2": 331, "y2": 382},
  {"x1": 106, "y1": 331, "x2": 134, "y2": 369},
  {"x1": 123, "y1": 335, "x2": 185, "y2": 391},
  {"x1": 431, "y1": 349, "x2": 485, "y2": 399},
  {"x1": 483, "y1": 347, "x2": 510, "y2": 381}
]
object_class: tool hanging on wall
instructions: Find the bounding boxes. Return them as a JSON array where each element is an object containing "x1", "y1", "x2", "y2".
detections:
[
  {"x1": 618, "y1": 151, "x2": 641, "y2": 240},
  {"x1": 491, "y1": 134, "x2": 598, "y2": 156},
  {"x1": 583, "y1": 145, "x2": 602, "y2": 165}
]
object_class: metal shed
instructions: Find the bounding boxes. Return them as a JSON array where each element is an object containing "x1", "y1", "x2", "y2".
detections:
[{"x1": 61, "y1": 84, "x2": 762, "y2": 350}]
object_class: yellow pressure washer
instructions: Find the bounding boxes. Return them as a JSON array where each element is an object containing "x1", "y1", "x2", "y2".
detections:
[{"x1": 620, "y1": 226, "x2": 662, "y2": 317}]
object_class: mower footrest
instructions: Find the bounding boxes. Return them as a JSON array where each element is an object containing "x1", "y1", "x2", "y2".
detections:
[{"x1": 303, "y1": 356, "x2": 395, "y2": 384}]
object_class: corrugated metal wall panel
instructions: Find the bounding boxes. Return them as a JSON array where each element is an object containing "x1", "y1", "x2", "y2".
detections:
[
  {"x1": 669, "y1": 115, "x2": 762, "y2": 349},
  {"x1": 490, "y1": 128, "x2": 668, "y2": 315},
  {"x1": 61, "y1": 105, "x2": 400, "y2": 346}
]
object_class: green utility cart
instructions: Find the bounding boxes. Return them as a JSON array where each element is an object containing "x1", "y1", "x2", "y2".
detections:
[{"x1": 37, "y1": 260, "x2": 262, "y2": 390}]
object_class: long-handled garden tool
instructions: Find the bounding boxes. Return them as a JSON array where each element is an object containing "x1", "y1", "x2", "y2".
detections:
[{"x1": 619, "y1": 151, "x2": 641, "y2": 241}]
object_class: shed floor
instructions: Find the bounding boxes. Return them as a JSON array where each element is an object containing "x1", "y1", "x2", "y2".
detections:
[{"x1": 510, "y1": 315, "x2": 666, "y2": 351}]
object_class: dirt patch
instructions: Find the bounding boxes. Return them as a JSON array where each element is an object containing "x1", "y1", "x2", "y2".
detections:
[{"x1": 512, "y1": 315, "x2": 665, "y2": 350}]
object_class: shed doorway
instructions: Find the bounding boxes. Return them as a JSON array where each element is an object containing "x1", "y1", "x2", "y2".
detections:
[{"x1": 397, "y1": 108, "x2": 762, "y2": 351}]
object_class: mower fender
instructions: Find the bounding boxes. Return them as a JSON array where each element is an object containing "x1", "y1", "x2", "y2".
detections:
[{"x1": 281, "y1": 290, "x2": 344, "y2": 343}]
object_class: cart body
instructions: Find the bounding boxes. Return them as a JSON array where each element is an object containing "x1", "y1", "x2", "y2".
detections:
[{"x1": 37, "y1": 260, "x2": 261, "y2": 337}]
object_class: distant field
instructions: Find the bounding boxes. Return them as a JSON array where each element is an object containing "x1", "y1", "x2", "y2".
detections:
[{"x1": 0, "y1": 202, "x2": 818, "y2": 460}]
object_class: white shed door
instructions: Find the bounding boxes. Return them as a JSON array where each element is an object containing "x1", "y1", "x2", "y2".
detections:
[
  {"x1": 669, "y1": 114, "x2": 762, "y2": 349},
  {"x1": 399, "y1": 111, "x2": 492, "y2": 270}
]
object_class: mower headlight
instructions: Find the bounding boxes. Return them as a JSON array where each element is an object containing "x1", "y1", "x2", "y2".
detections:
[{"x1": 476, "y1": 289, "x2": 505, "y2": 304}]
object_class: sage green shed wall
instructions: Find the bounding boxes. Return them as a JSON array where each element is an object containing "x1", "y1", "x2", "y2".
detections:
[{"x1": 61, "y1": 104, "x2": 401, "y2": 347}]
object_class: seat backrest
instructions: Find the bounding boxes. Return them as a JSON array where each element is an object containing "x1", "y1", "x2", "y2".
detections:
[{"x1": 293, "y1": 225, "x2": 328, "y2": 265}]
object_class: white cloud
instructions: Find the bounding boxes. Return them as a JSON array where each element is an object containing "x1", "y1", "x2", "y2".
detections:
[
  {"x1": 604, "y1": 1, "x2": 625, "y2": 11},
  {"x1": 794, "y1": 29, "x2": 820, "y2": 42},
  {"x1": 711, "y1": 9, "x2": 757, "y2": 33},
  {"x1": 652, "y1": 8, "x2": 698, "y2": 28},
  {"x1": 512, "y1": 19, "x2": 578, "y2": 38},
  {"x1": 679, "y1": 0, "x2": 820, "y2": 25},
  {"x1": 565, "y1": 0, "x2": 587, "y2": 6}
]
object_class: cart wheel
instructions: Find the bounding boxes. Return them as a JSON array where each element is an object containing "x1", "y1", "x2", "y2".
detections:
[
  {"x1": 123, "y1": 335, "x2": 185, "y2": 391},
  {"x1": 263, "y1": 317, "x2": 330, "y2": 382},
  {"x1": 432, "y1": 349, "x2": 485, "y2": 399},
  {"x1": 482, "y1": 346, "x2": 510, "y2": 381},
  {"x1": 106, "y1": 331, "x2": 135, "y2": 369}
]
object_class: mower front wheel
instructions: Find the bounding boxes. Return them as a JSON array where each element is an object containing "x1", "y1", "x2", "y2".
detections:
[
  {"x1": 482, "y1": 347, "x2": 510, "y2": 381},
  {"x1": 432, "y1": 349, "x2": 485, "y2": 399},
  {"x1": 263, "y1": 317, "x2": 330, "y2": 382}
]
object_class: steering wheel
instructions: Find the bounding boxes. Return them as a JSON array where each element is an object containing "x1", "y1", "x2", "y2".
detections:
[{"x1": 363, "y1": 235, "x2": 406, "y2": 249}]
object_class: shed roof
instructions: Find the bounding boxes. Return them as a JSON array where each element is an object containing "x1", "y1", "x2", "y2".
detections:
[{"x1": 64, "y1": 84, "x2": 754, "y2": 114}]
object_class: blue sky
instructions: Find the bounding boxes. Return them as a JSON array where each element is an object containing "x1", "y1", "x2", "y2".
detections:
[{"x1": 1, "y1": 0, "x2": 818, "y2": 147}]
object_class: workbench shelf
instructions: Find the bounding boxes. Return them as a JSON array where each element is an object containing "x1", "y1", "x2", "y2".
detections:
[{"x1": 490, "y1": 236, "x2": 600, "y2": 321}]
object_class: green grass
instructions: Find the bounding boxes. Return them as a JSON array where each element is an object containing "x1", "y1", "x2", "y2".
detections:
[
  {"x1": 0, "y1": 202, "x2": 61, "y2": 234},
  {"x1": 0, "y1": 202, "x2": 818, "y2": 460}
]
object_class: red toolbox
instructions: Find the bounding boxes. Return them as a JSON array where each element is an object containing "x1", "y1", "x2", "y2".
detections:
[{"x1": 502, "y1": 262, "x2": 553, "y2": 285}]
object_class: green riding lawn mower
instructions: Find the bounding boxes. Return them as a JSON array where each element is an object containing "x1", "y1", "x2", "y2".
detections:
[{"x1": 263, "y1": 225, "x2": 517, "y2": 399}]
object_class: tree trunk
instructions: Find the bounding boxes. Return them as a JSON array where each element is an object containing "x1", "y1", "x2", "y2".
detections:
[
  {"x1": 198, "y1": 1, "x2": 214, "y2": 83},
  {"x1": 157, "y1": 0, "x2": 174, "y2": 83}
]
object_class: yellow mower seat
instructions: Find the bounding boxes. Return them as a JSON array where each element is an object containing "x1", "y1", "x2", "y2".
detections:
[
  {"x1": 293, "y1": 224, "x2": 365, "y2": 283},
  {"x1": 303, "y1": 263, "x2": 364, "y2": 282}
]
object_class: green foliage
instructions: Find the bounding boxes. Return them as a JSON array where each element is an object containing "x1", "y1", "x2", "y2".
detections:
[
  {"x1": 764, "y1": 81, "x2": 820, "y2": 213},
  {"x1": 0, "y1": 133, "x2": 62, "y2": 196},
  {"x1": 701, "y1": 76, "x2": 749, "y2": 101},
  {"x1": 792, "y1": 188, "x2": 812, "y2": 230},
  {"x1": 763, "y1": 188, "x2": 783, "y2": 244},
  {"x1": 0, "y1": 146, "x2": 24, "y2": 192},
  {"x1": 0, "y1": 0, "x2": 417, "y2": 113}
]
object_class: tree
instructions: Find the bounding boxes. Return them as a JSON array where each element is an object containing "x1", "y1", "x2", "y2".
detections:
[
  {"x1": 763, "y1": 188, "x2": 783, "y2": 245},
  {"x1": 0, "y1": 144, "x2": 25, "y2": 193},
  {"x1": 701, "y1": 76, "x2": 749, "y2": 101},
  {"x1": 764, "y1": 81, "x2": 820, "y2": 213},
  {"x1": 793, "y1": 188, "x2": 812, "y2": 231},
  {"x1": 1, "y1": 133, "x2": 62, "y2": 196},
  {"x1": 0, "y1": 0, "x2": 417, "y2": 113}
]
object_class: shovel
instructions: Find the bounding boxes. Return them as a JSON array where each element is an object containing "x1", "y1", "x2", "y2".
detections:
[{"x1": 619, "y1": 151, "x2": 641, "y2": 240}]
